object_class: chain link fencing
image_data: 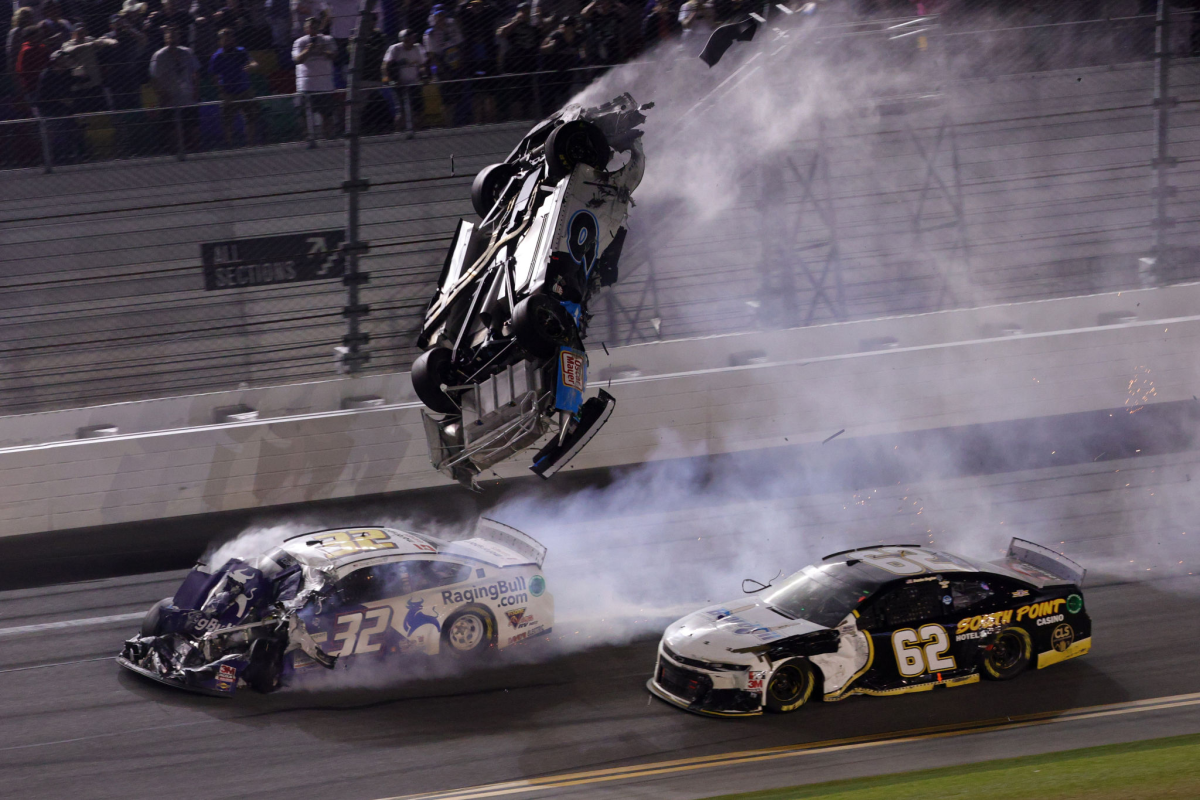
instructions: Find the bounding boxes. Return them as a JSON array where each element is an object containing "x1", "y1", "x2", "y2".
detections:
[{"x1": 1, "y1": 2, "x2": 1198, "y2": 414}]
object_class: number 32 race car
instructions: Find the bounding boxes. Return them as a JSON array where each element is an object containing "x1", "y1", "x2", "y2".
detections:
[
  {"x1": 118, "y1": 520, "x2": 552, "y2": 696},
  {"x1": 649, "y1": 538, "x2": 1090, "y2": 716},
  {"x1": 412, "y1": 93, "x2": 651, "y2": 487}
]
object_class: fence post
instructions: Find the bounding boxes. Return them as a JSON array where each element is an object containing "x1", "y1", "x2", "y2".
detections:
[
  {"x1": 36, "y1": 113, "x2": 54, "y2": 174},
  {"x1": 402, "y1": 85, "x2": 414, "y2": 137},
  {"x1": 339, "y1": 0, "x2": 378, "y2": 375},
  {"x1": 1148, "y1": 0, "x2": 1177, "y2": 286},
  {"x1": 303, "y1": 93, "x2": 318, "y2": 148},
  {"x1": 173, "y1": 106, "x2": 186, "y2": 160}
]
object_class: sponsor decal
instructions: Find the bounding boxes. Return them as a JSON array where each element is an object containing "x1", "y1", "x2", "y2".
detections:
[
  {"x1": 1036, "y1": 613, "x2": 1065, "y2": 627},
  {"x1": 1051, "y1": 622, "x2": 1075, "y2": 652},
  {"x1": 956, "y1": 609, "x2": 1014, "y2": 636},
  {"x1": 703, "y1": 608, "x2": 781, "y2": 642},
  {"x1": 1016, "y1": 598, "x2": 1066, "y2": 622},
  {"x1": 506, "y1": 608, "x2": 527, "y2": 627},
  {"x1": 219, "y1": 664, "x2": 237, "y2": 677},
  {"x1": 747, "y1": 671, "x2": 766, "y2": 691},
  {"x1": 560, "y1": 350, "x2": 585, "y2": 392},
  {"x1": 403, "y1": 599, "x2": 441, "y2": 635},
  {"x1": 529, "y1": 575, "x2": 546, "y2": 597},
  {"x1": 906, "y1": 576, "x2": 939, "y2": 583},
  {"x1": 1012, "y1": 589, "x2": 1030, "y2": 598},
  {"x1": 1066, "y1": 594, "x2": 1084, "y2": 614},
  {"x1": 442, "y1": 577, "x2": 528, "y2": 607},
  {"x1": 509, "y1": 625, "x2": 546, "y2": 644},
  {"x1": 215, "y1": 663, "x2": 237, "y2": 688}
]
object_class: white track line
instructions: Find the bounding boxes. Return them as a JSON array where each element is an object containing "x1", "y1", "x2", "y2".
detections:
[{"x1": 0, "y1": 612, "x2": 143, "y2": 637}]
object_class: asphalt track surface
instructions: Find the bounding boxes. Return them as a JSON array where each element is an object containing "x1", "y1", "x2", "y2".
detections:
[{"x1": 3, "y1": 436, "x2": 1200, "y2": 800}]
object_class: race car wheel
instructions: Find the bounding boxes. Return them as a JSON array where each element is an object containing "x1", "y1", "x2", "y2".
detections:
[
  {"x1": 140, "y1": 597, "x2": 173, "y2": 637},
  {"x1": 412, "y1": 347, "x2": 459, "y2": 414},
  {"x1": 471, "y1": 163, "x2": 519, "y2": 218},
  {"x1": 546, "y1": 120, "x2": 610, "y2": 183},
  {"x1": 765, "y1": 660, "x2": 816, "y2": 713},
  {"x1": 512, "y1": 294, "x2": 575, "y2": 359},
  {"x1": 981, "y1": 627, "x2": 1033, "y2": 680},
  {"x1": 442, "y1": 609, "x2": 494, "y2": 658},
  {"x1": 244, "y1": 637, "x2": 286, "y2": 693}
]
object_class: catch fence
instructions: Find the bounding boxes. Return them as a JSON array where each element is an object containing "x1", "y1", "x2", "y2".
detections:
[{"x1": 2, "y1": 6, "x2": 1200, "y2": 414}]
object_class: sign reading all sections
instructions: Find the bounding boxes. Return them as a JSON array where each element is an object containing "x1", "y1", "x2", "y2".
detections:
[{"x1": 201, "y1": 231, "x2": 345, "y2": 291}]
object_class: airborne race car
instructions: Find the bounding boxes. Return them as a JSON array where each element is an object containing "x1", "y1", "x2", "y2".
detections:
[
  {"x1": 412, "y1": 93, "x2": 651, "y2": 487},
  {"x1": 649, "y1": 539, "x2": 1091, "y2": 716},
  {"x1": 118, "y1": 520, "x2": 552, "y2": 696}
]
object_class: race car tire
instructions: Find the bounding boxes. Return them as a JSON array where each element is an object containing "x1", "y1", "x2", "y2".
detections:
[
  {"x1": 546, "y1": 120, "x2": 610, "y2": 183},
  {"x1": 441, "y1": 607, "x2": 495, "y2": 658},
  {"x1": 412, "y1": 347, "x2": 459, "y2": 414},
  {"x1": 471, "y1": 163, "x2": 519, "y2": 218},
  {"x1": 244, "y1": 637, "x2": 286, "y2": 693},
  {"x1": 512, "y1": 294, "x2": 575, "y2": 358},
  {"x1": 981, "y1": 627, "x2": 1033, "y2": 680},
  {"x1": 140, "y1": 597, "x2": 173, "y2": 637},
  {"x1": 765, "y1": 660, "x2": 816, "y2": 713}
]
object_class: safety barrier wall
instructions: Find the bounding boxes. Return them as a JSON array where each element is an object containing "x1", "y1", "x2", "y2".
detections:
[{"x1": 2, "y1": 281, "x2": 1198, "y2": 538}]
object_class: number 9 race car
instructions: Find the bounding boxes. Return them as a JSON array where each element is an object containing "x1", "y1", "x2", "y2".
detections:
[
  {"x1": 118, "y1": 519, "x2": 552, "y2": 696},
  {"x1": 412, "y1": 93, "x2": 651, "y2": 487},
  {"x1": 648, "y1": 538, "x2": 1091, "y2": 716}
]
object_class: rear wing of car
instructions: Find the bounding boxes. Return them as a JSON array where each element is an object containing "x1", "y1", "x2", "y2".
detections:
[
  {"x1": 1003, "y1": 538, "x2": 1087, "y2": 587},
  {"x1": 472, "y1": 517, "x2": 547, "y2": 568}
]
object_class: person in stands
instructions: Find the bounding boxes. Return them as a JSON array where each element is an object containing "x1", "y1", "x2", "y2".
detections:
[
  {"x1": 209, "y1": 26, "x2": 260, "y2": 145},
  {"x1": 149, "y1": 24, "x2": 200, "y2": 149},
  {"x1": 292, "y1": 15, "x2": 339, "y2": 138},
  {"x1": 383, "y1": 26, "x2": 426, "y2": 133}
]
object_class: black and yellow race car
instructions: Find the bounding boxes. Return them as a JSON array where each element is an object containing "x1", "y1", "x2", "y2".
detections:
[{"x1": 649, "y1": 538, "x2": 1091, "y2": 716}]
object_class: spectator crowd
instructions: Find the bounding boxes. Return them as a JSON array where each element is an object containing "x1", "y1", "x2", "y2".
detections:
[{"x1": 0, "y1": 0, "x2": 1168, "y2": 163}]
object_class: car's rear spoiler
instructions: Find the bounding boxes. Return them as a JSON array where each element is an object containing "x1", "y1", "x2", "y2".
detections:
[
  {"x1": 473, "y1": 517, "x2": 547, "y2": 568},
  {"x1": 1003, "y1": 538, "x2": 1087, "y2": 587}
]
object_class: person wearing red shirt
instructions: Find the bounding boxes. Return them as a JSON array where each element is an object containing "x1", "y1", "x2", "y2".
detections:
[{"x1": 15, "y1": 25, "x2": 51, "y2": 99}]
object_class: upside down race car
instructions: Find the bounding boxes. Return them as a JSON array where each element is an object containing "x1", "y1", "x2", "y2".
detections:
[
  {"x1": 118, "y1": 520, "x2": 552, "y2": 696},
  {"x1": 412, "y1": 93, "x2": 651, "y2": 487},
  {"x1": 648, "y1": 539, "x2": 1091, "y2": 716}
]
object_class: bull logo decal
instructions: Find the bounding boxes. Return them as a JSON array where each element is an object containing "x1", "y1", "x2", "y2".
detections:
[{"x1": 404, "y1": 599, "x2": 441, "y2": 635}]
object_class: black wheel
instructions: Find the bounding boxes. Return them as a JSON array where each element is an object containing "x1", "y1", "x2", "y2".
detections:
[
  {"x1": 545, "y1": 120, "x2": 609, "y2": 182},
  {"x1": 140, "y1": 597, "x2": 173, "y2": 637},
  {"x1": 471, "y1": 162, "x2": 518, "y2": 218},
  {"x1": 512, "y1": 294, "x2": 575, "y2": 358},
  {"x1": 441, "y1": 608, "x2": 495, "y2": 658},
  {"x1": 412, "y1": 347, "x2": 458, "y2": 414},
  {"x1": 243, "y1": 637, "x2": 286, "y2": 693},
  {"x1": 981, "y1": 627, "x2": 1032, "y2": 680},
  {"x1": 765, "y1": 660, "x2": 816, "y2": 713}
]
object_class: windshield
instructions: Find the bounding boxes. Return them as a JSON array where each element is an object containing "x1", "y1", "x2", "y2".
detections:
[{"x1": 763, "y1": 563, "x2": 880, "y2": 627}]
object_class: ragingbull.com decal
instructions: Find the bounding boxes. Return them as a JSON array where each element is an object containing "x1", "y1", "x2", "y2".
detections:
[{"x1": 441, "y1": 576, "x2": 529, "y2": 607}]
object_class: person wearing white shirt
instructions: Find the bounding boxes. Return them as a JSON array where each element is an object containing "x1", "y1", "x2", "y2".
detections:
[
  {"x1": 383, "y1": 27, "x2": 426, "y2": 134},
  {"x1": 292, "y1": 16, "x2": 340, "y2": 138}
]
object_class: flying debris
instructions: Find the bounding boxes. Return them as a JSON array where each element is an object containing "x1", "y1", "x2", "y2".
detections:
[{"x1": 699, "y1": 18, "x2": 758, "y2": 67}]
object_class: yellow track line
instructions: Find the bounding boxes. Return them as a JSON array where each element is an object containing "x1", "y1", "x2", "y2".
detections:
[{"x1": 380, "y1": 691, "x2": 1200, "y2": 800}]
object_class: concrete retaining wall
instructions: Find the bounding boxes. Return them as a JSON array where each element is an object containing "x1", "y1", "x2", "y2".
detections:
[{"x1": 2, "y1": 282, "x2": 1197, "y2": 537}]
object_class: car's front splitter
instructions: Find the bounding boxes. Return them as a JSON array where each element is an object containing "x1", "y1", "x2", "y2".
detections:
[
  {"x1": 646, "y1": 678, "x2": 762, "y2": 718},
  {"x1": 116, "y1": 656, "x2": 235, "y2": 698}
]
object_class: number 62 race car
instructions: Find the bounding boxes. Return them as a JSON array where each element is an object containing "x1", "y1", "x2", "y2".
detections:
[
  {"x1": 118, "y1": 519, "x2": 552, "y2": 696},
  {"x1": 648, "y1": 538, "x2": 1090, "y2": 716}
]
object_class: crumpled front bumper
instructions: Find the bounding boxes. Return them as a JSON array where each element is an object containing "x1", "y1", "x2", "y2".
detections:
[
  {"x1": 118, "y1": 635, "x2": 246, "y2": 697},
  {"x1": 647, "y1": 649, "x2": 763, "y2": 717}
]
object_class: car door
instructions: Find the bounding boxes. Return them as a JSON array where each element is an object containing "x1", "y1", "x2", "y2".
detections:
[{"x1": 858, "y1": 577, "x2": 964, "y2": 690}]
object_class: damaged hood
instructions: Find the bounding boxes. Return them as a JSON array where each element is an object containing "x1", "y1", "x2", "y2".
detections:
[{"x1": 663, "y1": 599, "x2": 827, "y2": 666}]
